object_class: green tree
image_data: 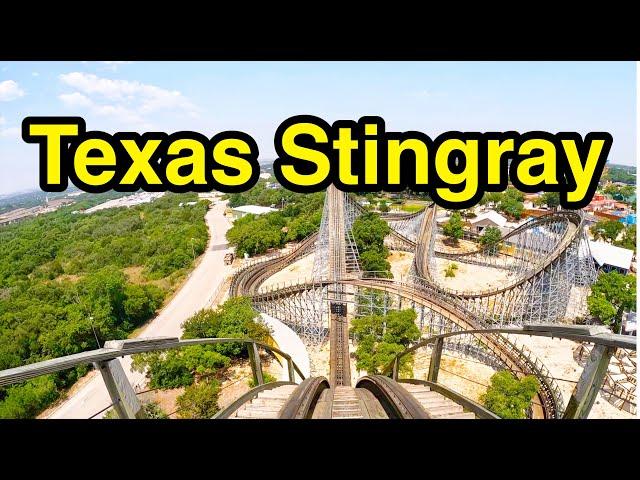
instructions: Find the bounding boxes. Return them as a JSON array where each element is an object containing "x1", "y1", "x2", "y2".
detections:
[
  {"x1": 181, "y1": 297, "x2": 271, "y2": 356},
  {"x1": 225, "y1": 192, "x2": 324, "y2": 256},
  {"x1": 378, "y1": 201, "x2": 390, "y2": 213},
  {"x1": 0, "y1": 376, "x2": 59, "y2": 419},
  {"x1": 614, "y1": 225, "x2": 636, "y2": 251},
  {"x1": 176, "y1": 380, "x2": 220, "y2": 419},
  {"x1": 351, "y1": 309, "x2": 420, "y2": 375},
  {"x1": 619, "y1": 185, "x2": 635, "y2": 200},
  {"x1": 360, "y1": 250, "x2": 391, "y2": 274},
  {"x1": 479, "y1": 226, "x2": 503, "y2": 255},
  {"x1": 587, "y1": 271, "x2": 636, "y2": 332},
  {"x1": 481, "y1": 371, "x2": 539, "y2": 419},
  {"x1": 132, "y1": 297, "x2": 272, "y2": 392},
  {"x1": 0, "y1": 193, "x2": 210, "y2": 418},
  {"x1": 590, "y1": 220, "x2": 624, "y2": 243},
  {"x1": 142, "y1": 402, "x2": 169, "y2": 419},
  {"x1": 503, "y1": 188, "x2": 525, "y2": 202},
  {"x1": 352, "y1": 212, "x2": 391, "y2": 276},
  {"x1": 481, "y1": 192, "x2": 503, "y2": 206},
  {"x1": 603, "y1": 183, "x2": 619, "y2": 196},
  {"x1": 444, "y1": 263, "x2": 458, "y2": 278},
  {"x1": 442, "y1": 212, "x2": 464, "y2": 243},
  {"x1": 352, "y1": 212, "x2": 391, "y2": 255},
  {"x1": 534, "y1": 192, "x2": 560, "y2": 210},
  {"x1": 497, "y1": 196, "x2": 524, "y2": 219}
]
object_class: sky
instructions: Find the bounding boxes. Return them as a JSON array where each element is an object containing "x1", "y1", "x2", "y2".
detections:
[{"x1": 0, "y1": 61, "x2": 636, "y2": 195}]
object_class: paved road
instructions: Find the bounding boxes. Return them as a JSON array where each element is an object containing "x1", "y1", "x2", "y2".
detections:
[{"x1": 47, "y1": 201, "x2": 233, "y2": 419}]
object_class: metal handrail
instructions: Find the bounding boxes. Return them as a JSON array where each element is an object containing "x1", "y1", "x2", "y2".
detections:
[
  {"x1": 0, "y1": 337, "x2": 306, "y2": 388},
  {"x1": 381, "y1": 325, "x2": 635, "y2": 418},
  {"x1": 213, "y1": 381, "x2": 297, "y2": 419}
]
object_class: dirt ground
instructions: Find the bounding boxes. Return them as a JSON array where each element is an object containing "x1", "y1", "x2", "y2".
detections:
[
  {"x1": 432, "y1": 257, "x2": 512, "y2": 292},
  {"x1": 515, "y1": 335, "x2": 635, "y2": 419},
  {"x1": 434, "y1": 236, "x2": 478, "y2": 254},
  {"x1": 411, "y1": 348, "x2": 496, "y2": 403},
  {"x1": 388, "y1": 251, "x2": 414, "y2": 279},
  {"x1": 260, "y1": 254, "x2": 315, "y2": 289},
  {"x1": 308, "y1": 342, "x2": 331, "y2": 379}
]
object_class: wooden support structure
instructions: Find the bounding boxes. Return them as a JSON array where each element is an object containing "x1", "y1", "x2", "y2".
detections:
[
  {"x1": 563, "y1": 344, "x2": 615, "y2": 419},
  {"x1": 248, "y1": 342, "x2": 264, "y2": 386},
  {"x1": 287, "y1": 358, "x2": 296, "y2": 383},
  {"x1": 427, "y1": 337, "x2": 444, "y2": 383},
  {"x1": 94, "y1": 357, "x2": 145, "y2": 419}
]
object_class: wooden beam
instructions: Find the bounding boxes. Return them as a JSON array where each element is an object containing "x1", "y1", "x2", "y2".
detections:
[{"x1": 563, "y1": 344, "x2": 615, "y2": 419}]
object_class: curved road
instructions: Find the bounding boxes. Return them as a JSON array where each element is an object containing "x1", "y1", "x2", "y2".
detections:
[{"x1": 46, "y1": 200, "x2": 233, "y2": 418}]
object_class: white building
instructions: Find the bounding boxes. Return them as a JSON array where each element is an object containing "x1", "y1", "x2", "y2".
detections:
[
  {"x1": 622, "y1": 311, "x2": 636, "y2": 336},
  {"x1": 469, "y1": 211, "x2": 508, "y2": 234},
  {"x1": 588, "y1": 240, "x2": 634, "y2": 274},
  {"x1": 231, "y1": 204, "x2": 278, "y2": 220}
]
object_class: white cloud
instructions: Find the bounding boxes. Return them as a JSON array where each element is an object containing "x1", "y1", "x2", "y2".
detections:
[
  {"x1": 0, "y1": 127, "x2": 20, "y2": 138},
  {"x1": 59, "y1": 72, "x2": 195, "y2": 113},
  {"x1": 58, "y1": 72, "x2": 197, "y2": 127},
  {"x1": 0, "y1": 116, "x2": 5, "y2": 126},
  {"x1": 0, "y1": 80, "x2": 25, "y2": 101},
  {"x1": 32, "y1": 72, "x2": 39, "y2": 77},
  {"x1": 59, "y1": 92, "x2": 93, "y2": 108},
  {"x1": 101, "y1": 61, "x2": 133, "y2": 72},
  {"x1": 92, "y1": 104, "x2": 144, "y2": 124}
]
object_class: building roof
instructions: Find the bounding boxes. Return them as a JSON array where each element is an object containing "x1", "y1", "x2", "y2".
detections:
[
  {"x1": 470, "y1": 210, "x2": 508, "y2": 227},
  {"x1": 232, "y1": 205, "x2": 278, "y2": 215},
  {"x1": 588, "y1": 240, "x2": 634, "y2": 270}
]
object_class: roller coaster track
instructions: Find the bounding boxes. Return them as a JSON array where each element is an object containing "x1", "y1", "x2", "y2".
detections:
[
  {"x1": 227, "y1": 193, "x2": 600, "y2": 418},
  {"x1": 245, "y1": 276, "x2": 562, "y2": 417},
  {"x1": 410, "y1": 205, "x2": 596, "y2": 326},
  {"x1": 0, "y1": 196, "x2": 621, "y2": 420}
]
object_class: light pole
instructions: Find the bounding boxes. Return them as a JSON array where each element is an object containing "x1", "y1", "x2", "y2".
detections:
[{"x1": 89, "y1": 315, "x2": 101, "y2": 348}]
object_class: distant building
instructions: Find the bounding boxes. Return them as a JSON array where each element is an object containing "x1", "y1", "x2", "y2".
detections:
[
  {"x1": 230, "y1": 205, "x2": 278, "y2": 220},
  {"x1": 589, "y1": 240, "x2": 634, "y2": 274},
  {"x1": 469, "y1": 211, "x2": 507, "y2": 234},
  {"x1": 265, "y1": 182, "x2": 281, "y2": 190},
  {"x1": 584, "y1": 194, "x2": 616, "y2": 213},
  {"x1": 622, "y1": 311, "x2": 636, "y2": 336},
  {"x1": 620, "y1": 213, "x2": 636, "y2": 226},
  {"x1": 259, "y1": 172, "x2": 272, "y2": 180},
  {"x1": 46, "y1": 197, "x2": 74, "y2": 208}
]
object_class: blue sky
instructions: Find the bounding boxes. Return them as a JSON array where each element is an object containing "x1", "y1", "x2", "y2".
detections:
[{"x1": 0, "y1": 61, "x2": 635, "y2": 195}]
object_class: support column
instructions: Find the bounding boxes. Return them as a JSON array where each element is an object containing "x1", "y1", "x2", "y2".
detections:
[
  {"x1": 94, "y1": 358, "x2": 145, "y2": 419},
  {"x1": 287, "y1": 358, "x2": 296, "y2": 383},
  {"x1": 563, "y1": 344, "x2": 615, "y2": 419},
  {"x1": 427, "y1": 337, "x2": 444, "y2": 383},
  {"x1": 248, "y1": 342, "x2": 264, "y2": 386}
]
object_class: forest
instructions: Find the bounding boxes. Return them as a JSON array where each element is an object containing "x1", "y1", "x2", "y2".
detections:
[
  {"x1": 225, "y1": 182, "x2": 325, "y2": 257},
  {"x1": 131, "y1": 297, "x2": 271, "y2": 418},
  {"x1": 0, "y1": 193, "x2": 209, "y2": 418}
]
